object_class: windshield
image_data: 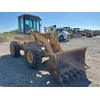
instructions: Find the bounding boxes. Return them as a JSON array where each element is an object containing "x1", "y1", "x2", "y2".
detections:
[
  {"x1": 18, "y1": 16, "x2": 41, "y2": 34},
  {"x1": 25, "y1": 19, "x2": 40, "y2": 33}
]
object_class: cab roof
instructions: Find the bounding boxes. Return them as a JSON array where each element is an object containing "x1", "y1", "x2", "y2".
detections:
[{"x1": 18, "y1": 14, "x2": 41, "y2": 20}]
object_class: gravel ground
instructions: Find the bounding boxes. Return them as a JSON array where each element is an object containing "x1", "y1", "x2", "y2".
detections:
[{"x1": 0, "y1": 36, "x2": 100, "y2": 87}]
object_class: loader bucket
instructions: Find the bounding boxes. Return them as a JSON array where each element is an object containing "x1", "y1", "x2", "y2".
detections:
[{"x1": 47, "y1": 47, "x2": 87, "y2": 83}]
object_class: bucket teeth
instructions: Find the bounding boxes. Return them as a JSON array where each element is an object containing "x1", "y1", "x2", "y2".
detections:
[
  {"x1": 60, "y1": 74, "x2": 70, "y2": 83},
  {"x1": 76, "y1": 69, "x2": 83, "y2": 76},
  {"x1": 59, "y1": 67, "x2": 84, "y2": 84},
  {"x1": 76, "y1": 70, "x2": 83, "y2": 78},
  {"x1": 64, "y1": 73, "x2": 71, "y2": 82},
  {"x1": 64, "y1": 73, "x2": 70, "y2": 79},
  {"x1": 75, "y1": 72, "x2": 80, "y2": 78},
  {"x1": 67, "y1": 71, "x2": 77, "y2": 81},
  {"x1": 60, "y1": 75, "x2": 66, "y2": 81},
  {"x1": 69, "y1": 70, "x2": 75, "y2": 76},
  {"x1": 71, "y1": 75, "x2": 76, "y2": 81},
  {"x1": 73, "y1": 69, "x2": 81, "y2": 78}
]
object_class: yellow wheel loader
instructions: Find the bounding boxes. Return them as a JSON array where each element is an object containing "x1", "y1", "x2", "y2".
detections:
[{"x1": 10, "y1": 14, "x2": 88, "y2": 85}]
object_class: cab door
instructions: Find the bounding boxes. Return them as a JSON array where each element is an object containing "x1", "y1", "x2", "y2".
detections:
[{"x1": 15, "y1": 16, "x2": 32, "y2": 43}]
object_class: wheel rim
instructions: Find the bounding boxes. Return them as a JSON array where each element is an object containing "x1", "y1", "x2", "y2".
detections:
[
  {"x1": 26, "y1": 50, "x2": 34, "y2": 64},
  {"x1": 59, "y1": 36, "x2": 63, "y2": 41},
  {"x1": 10, "y1": 46, "x2": 14, "y2": 55}
]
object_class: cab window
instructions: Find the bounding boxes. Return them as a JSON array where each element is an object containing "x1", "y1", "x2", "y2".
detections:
[{"x1": 18, "y1": 16, "x2": 41, "y2": 34}]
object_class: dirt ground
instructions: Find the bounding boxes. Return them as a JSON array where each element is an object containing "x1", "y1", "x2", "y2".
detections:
[{"x1": 0, "y1": 36, "x2": 100, "y2": 87}]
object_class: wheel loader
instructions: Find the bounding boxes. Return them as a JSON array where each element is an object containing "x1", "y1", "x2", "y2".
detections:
[
  {"x1": 81, "y1": 29, "x2": 94, "y2": 37},
  {"x1": 10, "y1": 14, "x2": 88, "y2": 85}
]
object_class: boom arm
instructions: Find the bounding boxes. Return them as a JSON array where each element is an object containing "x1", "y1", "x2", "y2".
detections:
[{"x1": 33, "y1": 32, "x2": 62, "y2": 55}]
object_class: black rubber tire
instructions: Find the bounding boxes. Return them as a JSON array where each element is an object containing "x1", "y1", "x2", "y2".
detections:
[
  {"x1": 59, "y1": 35, "x2": 65, "y2": 42},
  {"x1": 25, "y1": 43, "x2": 43, "y2": 69},
  {"x1": 10, "y1": 41, "x2": 21, "y2": 57}
]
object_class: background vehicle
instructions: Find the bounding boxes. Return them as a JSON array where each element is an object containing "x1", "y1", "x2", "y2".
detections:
[
  {"x1": 44, "y1": 25, "x2": 70, "y2": 41},
  {"x1": 81, "y1": 29, "x2": 94, "y2": 37}
]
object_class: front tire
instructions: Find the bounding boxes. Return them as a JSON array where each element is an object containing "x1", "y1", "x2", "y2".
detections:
[{"x1": 25, "y1": 43, "x2": 43, "y2": 69}]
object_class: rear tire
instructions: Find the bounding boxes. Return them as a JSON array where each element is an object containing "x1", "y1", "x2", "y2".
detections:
[
  {"x1": 25, "y1": 43, "x2": 43, "y2": 69},
  {"x1": 10, "y1": 41, "x2": 21, "y2": 58}
]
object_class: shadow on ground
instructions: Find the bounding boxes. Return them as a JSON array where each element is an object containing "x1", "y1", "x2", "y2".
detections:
[{"x1": 0, "y1": 54, "x2": 91, "y2": 87}]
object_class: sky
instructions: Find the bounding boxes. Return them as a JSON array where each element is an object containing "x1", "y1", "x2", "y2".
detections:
[{"x1": 0, "y1": 12, "x2": 100, "y2": 33}]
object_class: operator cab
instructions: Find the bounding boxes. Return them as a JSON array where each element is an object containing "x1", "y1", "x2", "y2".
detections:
[{"x1": 18, "y1": 14, "x2": 41, "y2": 34}]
